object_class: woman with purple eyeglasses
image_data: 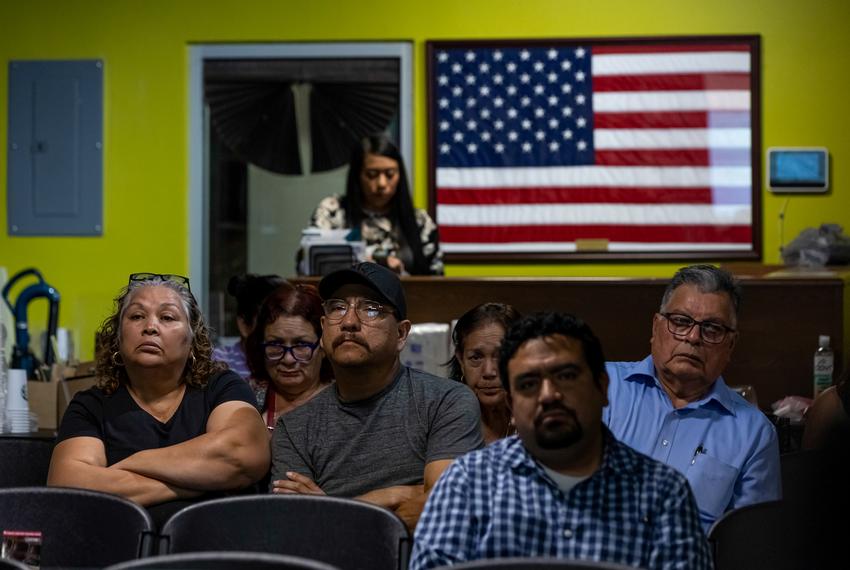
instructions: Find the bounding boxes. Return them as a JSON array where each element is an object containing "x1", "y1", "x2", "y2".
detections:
[{"x1": 245, "y1": 284, "x2": 333, "y2": 431}]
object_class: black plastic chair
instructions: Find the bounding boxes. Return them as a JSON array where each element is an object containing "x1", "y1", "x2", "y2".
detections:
[
  {"x1": 0, "y1": 435, "x2": 54, "y2": 487},
  {"x1": 780, "y1": 448, "x2": 822, "y2": 507},
  {"x1": 708, "y1": 500, "x2": 812, "y2": 570},
  {"x1": 159, "y1": 495, "x2": 410, "y2": 570},
  {"x1": 435, "y1": 559, "x2": 636, "y2": 569},
  {"x1": 106, "y1": 551, "x2": 341, "y2": 570},
  {"x1": 0, "y1": 487, "x2": 155, "y2": 568},
  {"x1": 780, "y1": 448, "x2": 843, "y2": 569}
]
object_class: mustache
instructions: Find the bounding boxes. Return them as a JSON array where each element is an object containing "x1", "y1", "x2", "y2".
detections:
[
  {"x1": 671, "y1": 351, "x2": 703, "y2": 363},
  {"x1": 332, "y1": 334, "x2": 368, "y2": 349},
  {"x1": 534, "y1": 402, "x2": 577, "y2": 427}
]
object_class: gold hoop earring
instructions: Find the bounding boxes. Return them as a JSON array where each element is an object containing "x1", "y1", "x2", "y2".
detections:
[{"x1": 111, "y1": 351, "x2": 124, "y2": 366}]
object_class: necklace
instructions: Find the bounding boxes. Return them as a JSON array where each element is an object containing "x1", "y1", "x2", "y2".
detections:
[
  {"x1": 265, "y1": 382, "x2": 326, "y2": 430},
  {"x1": 482, "y1": 415, "x2": 515, "y2": 444},
  {"x1": 480, "y1": 403, "x2": 515, "y2": 443},
  {"x1": 504, "y1": 418, "x2": 516, "y2": 438}
]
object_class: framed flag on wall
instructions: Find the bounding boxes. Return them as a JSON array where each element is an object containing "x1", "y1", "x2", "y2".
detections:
[{"x1": 426, "y1": 36, "x2": 761, "y2": 262}]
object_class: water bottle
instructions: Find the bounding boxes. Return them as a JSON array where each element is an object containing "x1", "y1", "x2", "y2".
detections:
[{"x1": 813, "y1": 335, "x2": 834, "y2": 398}]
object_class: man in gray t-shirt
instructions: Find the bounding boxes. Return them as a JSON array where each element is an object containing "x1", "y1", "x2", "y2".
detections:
[{"x1": 270, "y1": 262, "x2": 483, "y2": 528}]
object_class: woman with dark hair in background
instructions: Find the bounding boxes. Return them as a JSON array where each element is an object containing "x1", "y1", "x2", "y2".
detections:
[
  {"x1": 245, "y1": 284, "x2": 332, "y2": 430},
  {"x1": 447, "y1": 303, "x2": 522, "y2": 444},
  {"x1": 801, "y1": 370, "x2": 849, "y2": 569},
  {"x1": 307, "y1": 133, "x2": 444, "y2": 275},
  {"x1": 48, "y1": 273, "x2": 269, "y2": 524},
  {"x1": 804, "y1": 369, "x2": 850, "y2": 450},
  {"x1": 213, "y1": 274, "x2": 287, "y2": 381}
]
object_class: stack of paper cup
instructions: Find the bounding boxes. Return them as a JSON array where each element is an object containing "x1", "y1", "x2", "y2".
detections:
[
  {"x1": 6, "y1": 369, "x2": 30, "y2": 433},
  {"x1": 0, "y1": 324, "x2": 6, "y2": 433},
  {"x1": 0, "y1": 371, "x2": 5, "y2": 433}
]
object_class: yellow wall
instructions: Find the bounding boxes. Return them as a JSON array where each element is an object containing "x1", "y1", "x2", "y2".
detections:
[{"x1": 2, "y1": 0, "x2": 850, "y2": 360}]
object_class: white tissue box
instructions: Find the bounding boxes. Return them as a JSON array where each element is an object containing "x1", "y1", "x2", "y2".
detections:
[{"x1": 401, "y1": 323, "x2": 452, "y2": 378}]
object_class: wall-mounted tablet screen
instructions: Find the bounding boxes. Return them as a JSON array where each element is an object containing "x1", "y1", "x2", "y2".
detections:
[{"x1": 768, "y1": 147, "x2": 829, "y2": 193}]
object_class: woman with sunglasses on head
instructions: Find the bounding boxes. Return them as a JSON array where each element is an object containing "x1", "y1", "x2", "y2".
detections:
[
  {"x1": 304, "y1": 133, "x2": 444, "y2": 276},
  {"x1": 48, "y1": 273, "x2": 270, "y2": 523},
  {"x1": 245, "y1": 284, "x2": 332, "y2": 430}
]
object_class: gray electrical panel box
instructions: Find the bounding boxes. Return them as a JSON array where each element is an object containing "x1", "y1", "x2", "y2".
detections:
[{"x1": 7, "y1": 60, "x2": 104, "y2": 236}]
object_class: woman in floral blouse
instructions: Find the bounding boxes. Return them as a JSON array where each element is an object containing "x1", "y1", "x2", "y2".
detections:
[{"x1": 308, "y1": 134, "x2": 444, "y2": 275}]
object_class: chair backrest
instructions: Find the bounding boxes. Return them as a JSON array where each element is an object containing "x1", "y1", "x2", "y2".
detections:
[
  {"x1": 105, "y1": 551, "x2": 342, "y2": 570},
  {"x1": 708, "y1": 500, "x2": 811, "y2": 570},
  {"x1": 0, "y1": 558, "x2": 29, "y2": 570},
  {"x1": 0, "y1": 436, "x2": 54, "y2": 487},
  {"x1": 0, "y1": 487, "x2": 155, "y2": 568},
  {"x1": 160, "y1": 495, "x2": 410, "y2": 570},
  {"x1": 780, "y1": 448, "x2": 822, "y2": 507},
  {"x1": 436, "y1": 558, "x2": 636, "y2": 569},
  {"x1": 779, "y1": 448, "x2": 841, "y2": 568}
]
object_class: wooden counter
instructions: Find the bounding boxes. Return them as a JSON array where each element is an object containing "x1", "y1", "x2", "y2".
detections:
[{"x1": 296, "y1": 266, "x2": 849, "y2": 408}]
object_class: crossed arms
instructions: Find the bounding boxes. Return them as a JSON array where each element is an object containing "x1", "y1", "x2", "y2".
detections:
[
  {"x1": 271, "y1": 459, "x2": 453, "y2": 530},
  {"x1": 47, "y1": 401, "x2": 270, "y2": 506}
]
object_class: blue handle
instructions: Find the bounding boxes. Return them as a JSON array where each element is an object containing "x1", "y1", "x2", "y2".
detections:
[{"x1": 2, "y1": 267, "x2": 44, "y2": 313}]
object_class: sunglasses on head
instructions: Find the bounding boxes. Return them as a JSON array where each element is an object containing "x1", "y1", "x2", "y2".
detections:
[{"x1": 128, "y1": 273, "x2": 191, "y2": 292}]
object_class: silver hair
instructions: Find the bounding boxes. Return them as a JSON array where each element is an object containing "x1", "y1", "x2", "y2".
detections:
[{"x1": 660, "y1": 264, "x2": 741, "y2": 323}]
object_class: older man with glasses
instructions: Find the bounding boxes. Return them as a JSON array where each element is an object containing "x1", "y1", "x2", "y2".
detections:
[
  {"x1": 269, "y1": 262, "x2": 482, "y2": 530},
  {"x1": 604, "y1": 264, "x2": 780, "y2": 531}
]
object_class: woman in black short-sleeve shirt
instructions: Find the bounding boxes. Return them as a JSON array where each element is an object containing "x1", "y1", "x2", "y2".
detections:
[{"x1": 48, "y1": 273, "x2": 270, "y2": 513}]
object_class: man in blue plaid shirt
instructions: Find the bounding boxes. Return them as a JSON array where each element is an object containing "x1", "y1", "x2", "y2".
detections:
[{"x1": 411, "y1": 312, "x2": 710, "y2": 570}]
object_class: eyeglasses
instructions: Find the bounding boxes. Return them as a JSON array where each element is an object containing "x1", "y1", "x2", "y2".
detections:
[
  {"x1": 129, "y1": 273, "x2": 191, "y2": 292},
  {"x1": 322, "y1": 298, "x2": 394, "y2": 323},
  {"x1": 362, "y1": 168, "x2": 398, "y2": 181},
  {"x1": 262, "y1": 340, "x2": 320, "y2": 362},
  {"x1": 660, "y1": 312, "x2": 736, "y2": 344}
]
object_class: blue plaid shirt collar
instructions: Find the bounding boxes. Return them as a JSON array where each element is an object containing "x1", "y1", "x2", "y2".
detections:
[{"x1": 505, "y1": 426, "x2": 640, "y2": 489}]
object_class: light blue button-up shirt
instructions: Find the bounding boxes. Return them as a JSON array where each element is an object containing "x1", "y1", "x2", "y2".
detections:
[{"x1": 603, "y1": 356, "x2": 781, "y2": 531}]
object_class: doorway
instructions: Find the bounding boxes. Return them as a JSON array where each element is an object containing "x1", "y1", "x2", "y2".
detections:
[{"x1": 188, "y1": 42, "x2": 413, "y2": 339}]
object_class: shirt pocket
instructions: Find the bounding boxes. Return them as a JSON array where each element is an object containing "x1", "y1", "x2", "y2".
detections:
[{"x1": 685, "y1": 453, "x2": 739, "y2": 520}]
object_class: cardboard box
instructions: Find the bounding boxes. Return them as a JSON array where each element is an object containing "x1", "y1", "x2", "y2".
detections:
[{"x1": 27, "y1": 362, "x2": 97, "y2": 431}]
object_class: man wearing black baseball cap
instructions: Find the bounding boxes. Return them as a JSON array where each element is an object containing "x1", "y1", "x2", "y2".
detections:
[{"x1": 269, "y1": 262, "x2": 483, "y2": 529}]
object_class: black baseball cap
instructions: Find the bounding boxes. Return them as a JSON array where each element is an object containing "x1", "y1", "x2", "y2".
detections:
[{"x1": 318, "y1": 262, "x2": 407, "y2": 320}]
